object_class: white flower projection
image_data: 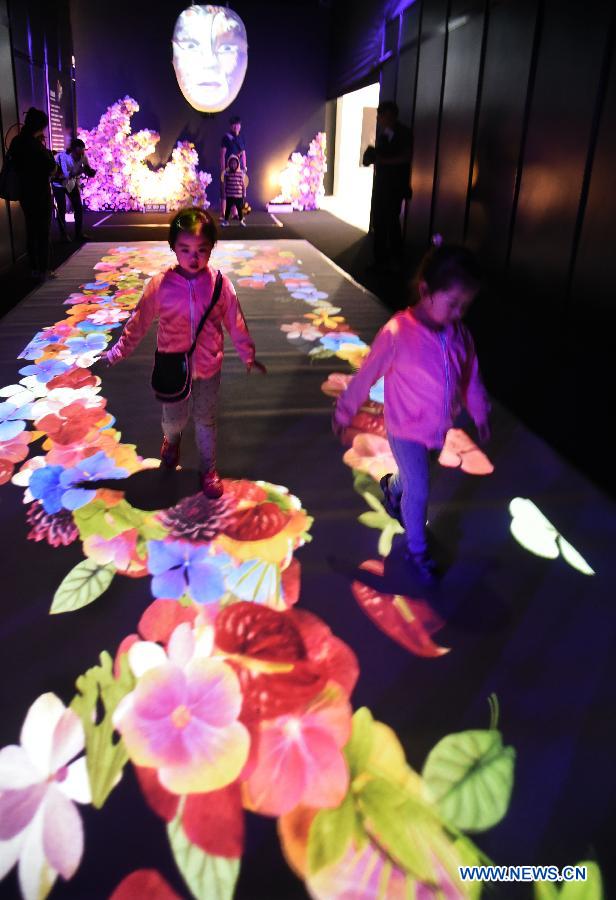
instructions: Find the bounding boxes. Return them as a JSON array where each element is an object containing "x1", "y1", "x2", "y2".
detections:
[{"x1": 172, "y1": 4, "x2": 248, "y2": 113}]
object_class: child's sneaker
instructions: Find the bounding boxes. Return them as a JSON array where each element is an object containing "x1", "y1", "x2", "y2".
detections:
[
  {"x1": 239, "y1": 220, "x2": 247, "y2": 227},
  {"x1": 161, "y1": 436, "x2": 181, "y2": 469},
  {"x1": 220, "y1": 219, "x2": 229, "y2": 227},
  {"x1": 379, "y1": 473, "x2": 403, "y2": 524},
  {"x1": 201, "y1": 470, "x2": 224, "y2": 499},
  {"x1": 404, "y1": 550, "x2": 439, "y2": 585}
]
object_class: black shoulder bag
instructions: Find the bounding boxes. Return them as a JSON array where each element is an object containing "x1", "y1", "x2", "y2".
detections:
[
  {"x1": 151, "y1": 270, "x2": 223, "y2": 403},
  {"x1": 0, "y1": 148, "x2": 21, "y2": 201}
]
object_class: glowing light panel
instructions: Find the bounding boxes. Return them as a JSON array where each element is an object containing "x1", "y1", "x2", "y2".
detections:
[{"x1": 172, "y1": 5, "x2": 248, "y2": 113}]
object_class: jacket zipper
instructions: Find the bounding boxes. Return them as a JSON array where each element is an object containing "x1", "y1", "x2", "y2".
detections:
[
  {"x1": 439, "y1": 330, "x2": 451, "y2": 441},
  {"x1": 189, "y1": 281, "x2": 195, "y2": 376}
]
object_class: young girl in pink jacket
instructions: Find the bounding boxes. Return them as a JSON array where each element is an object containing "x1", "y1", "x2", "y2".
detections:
[
  {"x1": 106, "y1": 207, "x2": 266, "y2": 498},
  {"x1": 333, "y1": 243, "x2": 490, "y2": 582}
]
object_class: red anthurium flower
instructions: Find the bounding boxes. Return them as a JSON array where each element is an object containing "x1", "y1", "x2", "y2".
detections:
[
  {"x1": 215, "y1": 603, "x2": 327, "y2": 723},
  {"x1": 288, "y1": 609, "x2": 359, "y2": 698},
  {"x1": 339, "y1": 411, "x2": 387, "y2": 448},
  {"x1": 109, "y1": 869, "x2": 182, "y2": 900},
  {"x1": 351, "y1": 560, "x2": 449, "y2": 657},
  {"x1": 223, "y1": 502, "x2": 289, "y2": 542}
]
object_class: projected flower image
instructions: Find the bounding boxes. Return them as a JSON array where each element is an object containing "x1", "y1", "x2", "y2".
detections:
[{"x1": 172, "y1": 5, "x2": 248, "y2": 113}]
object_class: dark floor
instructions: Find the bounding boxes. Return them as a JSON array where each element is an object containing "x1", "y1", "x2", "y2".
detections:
[{"x1": 0, "y1": 238, "x2": 614, "y2": 898}]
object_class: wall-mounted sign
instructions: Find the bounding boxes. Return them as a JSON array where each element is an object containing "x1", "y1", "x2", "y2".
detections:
[{"x1": 172, "y1": 5, "x2": 248, "y2": 114}]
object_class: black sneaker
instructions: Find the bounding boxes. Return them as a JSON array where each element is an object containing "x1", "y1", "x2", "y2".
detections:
[
  {"x1": 404, "y1": 550, "x2": 439, "y2": 585},
  {"x1": 379, "y1": 473, "x2": 403, "y2": 524}
]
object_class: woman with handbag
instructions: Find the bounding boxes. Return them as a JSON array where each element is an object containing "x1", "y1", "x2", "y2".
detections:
[
  {"x1": 105, "y1": 207, "x2": 266, "y2": 498},
  {"x1": 8, "y1": 107, "x2": 57, "y2": 280}
]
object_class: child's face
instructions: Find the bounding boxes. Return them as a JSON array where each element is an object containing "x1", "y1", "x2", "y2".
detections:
[
  {"x1": 173, "y1": 232, "x2": 213, "y2": 274},
  {"x1": 229, "y1": 158, "x2": 238, "y2": 171},
  {"x1": 420, "y1": 281, "x2": 476, "y2": 327}
]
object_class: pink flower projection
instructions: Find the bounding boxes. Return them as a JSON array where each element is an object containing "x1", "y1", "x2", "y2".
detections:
[
  {"x1": 0, "y1": 694, "x2": 90, "y2": 898},
  {"x1": 272, "y1": 132, "x2": 327, "y2": 211},
  {"x1": 245, "y1": 695, "x2": 352, "y2": 816},
  {"x1": 113, "y1": 658, "x2": 249, "y2": 794},
  {"x1": 78, "y1": 97, "x2": 212, "y2": 212}
]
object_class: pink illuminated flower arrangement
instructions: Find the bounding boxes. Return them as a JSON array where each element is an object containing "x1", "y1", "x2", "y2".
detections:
[
  {"x1": 272, "y1": 132, "x2": 327, "y2": 211},
  {"x1": 78, "y1": 97, "x2": 212, "y2": 212}
]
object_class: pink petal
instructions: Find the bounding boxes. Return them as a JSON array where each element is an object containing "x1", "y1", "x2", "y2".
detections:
[
  {"x1": 132, "y1": 665, "x2": 187, "y2": 720},
  {"x1": 18, "y1": 806, "x2": 55, "y2": 900},
  {"x1": 50, "y1": 708, "x2": 85, "y2": 772},
  {"x1": 42, "y1": 787, "x2": 84, "y2": 878},
  {"x1": 0, "y1": 784, "x2": 47, "y2": 839},
  {"x1": 167, "y1": 622, "x2": 195, "y2": 668},
  {"x1": 0, "y1": 829, "x2": 24, "y2": 880},
  {"x1": 186, "y1": 660, "x2": 242, "y2": 727},
  {"x1": 0, "y1": 745, "x2": 40, "y2": 790},
  {"x1": 300, "y1": 727, "x2": 349, "y2": 808},
  {"x1": 247, "y1": 728, "x2": 307, "y2": 815},
  {"x1": 59, "y1": 757, "x2": 91, "y2": 804},
  {"x1": 20, "y1": 693, "x2": 67, "y2": 776}
]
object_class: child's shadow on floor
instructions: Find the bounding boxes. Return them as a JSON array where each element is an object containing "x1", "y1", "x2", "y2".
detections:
[
  {"x1": 329, "y1": 536, "x2": 511, "y2": 636},
  {"x1": 80, "y1": 468, "x2": 201, "y2": 510}
]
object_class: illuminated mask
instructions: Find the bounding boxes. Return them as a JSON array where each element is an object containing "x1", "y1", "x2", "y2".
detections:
[{"x1": 172, "y1": 5, "x2": 248, "y2": 113}]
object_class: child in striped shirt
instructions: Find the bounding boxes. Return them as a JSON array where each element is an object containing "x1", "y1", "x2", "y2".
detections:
[{"x1": 220, "y1": 154, "x2": 246, "y2": 227}]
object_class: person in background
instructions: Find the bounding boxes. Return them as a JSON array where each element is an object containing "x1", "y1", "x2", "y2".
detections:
[
  {"x1": 333, "y1": 242, "x2": 490, "y2": 583},
  {"x1": 220, "y1": 154, "x2": 246, "y2": 227},
  {"x1": 105, "y1": 208, "x2": 266, "y2": 499},
  {"x1": 9, "y1": 108, "x2": 57, "y2": 280},
  {"x1": 220, "y1": 115, "x2": 246, "y2": 218},
  {"x1": 363, "y1": 100, "x2": 412, "y2": 270},
  {"x1": 52, "y1": 138, "x2": 96, "y2": 242}
]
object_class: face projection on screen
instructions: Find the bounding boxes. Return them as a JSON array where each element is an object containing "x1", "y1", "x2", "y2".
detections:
[{"x1": 172, "y1": 5, "x2": 248, "y2": 113}]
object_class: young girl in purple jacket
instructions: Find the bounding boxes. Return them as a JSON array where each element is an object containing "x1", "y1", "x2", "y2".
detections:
[
  {"x1": 334, "y1": 243, "x2": 490, "y2": 582},
  {"x1": 106, "y1": 208, "x2": 266, "y2": 498}
]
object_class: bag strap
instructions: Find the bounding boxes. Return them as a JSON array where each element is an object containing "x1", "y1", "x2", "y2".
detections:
[{"x1": 188, "y1": 270, "x2": 223, "y2": 357}]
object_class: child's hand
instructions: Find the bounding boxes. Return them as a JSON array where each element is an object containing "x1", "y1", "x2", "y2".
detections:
[
  {"x1": 247, "y1": 359, "x2": 267, "y2": 375},
  {"x1": 476, "y1": 419, "x2": 491, "y2": 444},
  {"x1": 331, "y1": 410, "x2": 346, "y2": 440},
  {"x1": 99, "y1": 350, "x2": 116, "y2": 368}
]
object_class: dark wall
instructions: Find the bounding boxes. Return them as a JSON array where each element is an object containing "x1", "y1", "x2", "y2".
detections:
[
  {"x1": 328, "y1": 0, "x2": 616, "y2": 498},
  {"x1": 0, "y1": 0, "x2": 74, "y2": 272},
  {"x1": 70, "y1": 0, "x2": 329, "y2": 209}
]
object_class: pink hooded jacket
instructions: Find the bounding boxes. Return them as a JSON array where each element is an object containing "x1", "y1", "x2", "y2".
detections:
[
  {"x1": 107, "y1": 266, "x2": 255, "y2": 376},
  {"x1": 335, "y1": 308, "x2": 489, "y2": 449}
]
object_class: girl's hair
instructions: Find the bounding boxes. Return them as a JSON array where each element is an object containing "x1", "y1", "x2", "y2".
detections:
[
  {"x1": 23, "y1": 107, "x2": 49, "y2": 133},
  {"x1": 168, "y1": 207, "x2": 217, "y2": 249},
  {"x1": 411, "y1": 242, "x2": 481, "y2": 303},
  {"x1": 69, "y1": 137, "x2": 85, "y2": 152}
]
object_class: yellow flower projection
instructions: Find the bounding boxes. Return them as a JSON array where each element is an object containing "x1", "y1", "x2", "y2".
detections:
[{"x1": 172, "y1": 5, "x2": 248, "y2": 113}]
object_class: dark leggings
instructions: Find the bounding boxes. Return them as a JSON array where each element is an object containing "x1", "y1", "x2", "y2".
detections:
[
  {"x1": 20, "y1": 195, "x2": 52, "y2": 274},
  {"x1": 52, "y1": 184, "x2": 84, "y2": 237},
  {"x1": 224, "y1": 197, "x2": 244, "y2": 221}
]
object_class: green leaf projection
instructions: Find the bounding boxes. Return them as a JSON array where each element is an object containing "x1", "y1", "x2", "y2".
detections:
[
  {"x1": 422, "y1": 729, "x2": 516, "y2": 833},
  {"x1": 51, "y1": 558, "x2": 116, "y2": 614},
  {"x1": 71, "y1": 651, "x2": 135, "y2": 808},
  {"x1": 167, "y1": 808, "x2": 240, "y2": 900}
]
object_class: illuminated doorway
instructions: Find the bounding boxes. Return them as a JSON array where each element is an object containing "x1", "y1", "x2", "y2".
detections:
[{"x1": 321, "y1": 82, "x2": 380, "y2": 232}]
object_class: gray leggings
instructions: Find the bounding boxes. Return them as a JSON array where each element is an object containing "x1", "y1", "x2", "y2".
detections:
[{"x1": 161, "y1": 373, "x2": 221, "y2": 473}]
